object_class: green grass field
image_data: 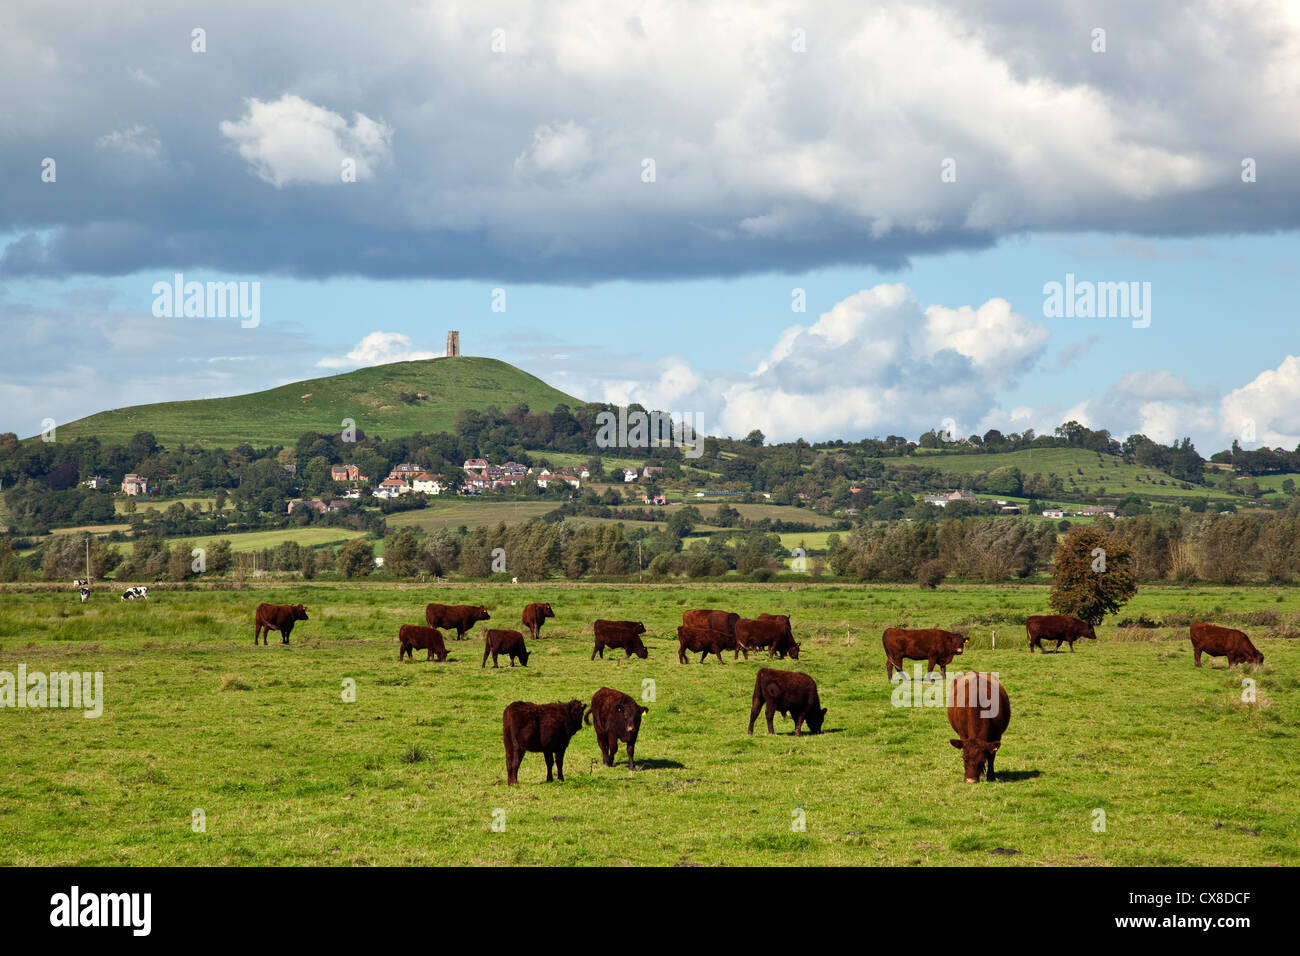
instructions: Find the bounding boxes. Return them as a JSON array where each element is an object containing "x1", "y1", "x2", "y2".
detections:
[
  {"x1": 185, "y1": 527, "x2": 367, "y2": 553},
  {"x1": 1, "y1": 581, "x2": 1294, "y2": 866},
  {"x1": 909, "y1": 448, "x2": 1237, "y2": 503}
]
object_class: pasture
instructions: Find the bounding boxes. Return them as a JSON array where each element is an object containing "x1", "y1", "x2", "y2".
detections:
[{"x1": 0, "y1": 581, "x2": 1295, "y2": 866}]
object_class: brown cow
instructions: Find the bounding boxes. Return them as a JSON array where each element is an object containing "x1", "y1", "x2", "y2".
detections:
[
  {"x1": 592, "y1": 620, "x2": 649, "y2": 660},
  {"x1": 683, "y1": 609, "x2": 746, "y2": 658},
  {"x1": 747, "y1": 668, "x2": 826, "y2": 736},
  {"x1": 682, "y1": 609, "x2": 740, "y2": 636},
  {"x1": 736, "y1": 617, "x2": 800, "y2": 660},
  {"x1": 676, "y1": 625, "x2": 739, "y2": 663},
  {"x1": 586, "y1": 687, "x2": 648, "y2": 770},
  {"x1": 1026, "y1": 614, "x2": 1096, "y2": 653},
  {"x1": 503, "y1": 699, "x2": 587, "y2": 785},
  {"x1": 254, "y1": 603, "x2": 308, "y2": 645},
  {"x1": 521, "y1": 602, "x2": 555, "y2": 640},
  {"x1": 482, "y1": 628, "x2": 530, "y2": 668},
  {"x1": 947, "y1": 672, "x2": 1011, "y2": 783},
  {"x1": 398, "y1": 624, "x2": 448, "y2": 662},
  {"x1": 882, "y1": 627, "x2": 968, "y2": 681},
  {"x1": 1189, "y1": 622, "x2": 1264, "y2": 667},
  {"x1": 425, "y1": 603, "x2": 491, "y2": 640}
]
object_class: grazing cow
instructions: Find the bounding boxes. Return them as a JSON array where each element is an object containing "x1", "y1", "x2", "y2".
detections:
[
  {"x1": 747, "y1": 668, "x2": 826, "y2": 736},
  {"x1": 586, "y1": 687, "x2": 648, "y2": 770},
  {"x1": 736, "y1": 617, "x2": 801, "y2": 660},
  {"x1": 482, "y1": 628, "x2": 530, "y2": 668},
  {"x1": 882, "y1": 628, "x2": 968, "y2": 681},
  {"x1": 502, "y1": 699, "x2": 587, "y2": 785},
  {"x1": 592, "y1": 620, "x2": 649, "y2": 660},
  {"x1": 254, "y1": 603, "x2": 308, "y2": 645},
  {"x1": 398, "y1": 624, "x2": 448, "y2": 662},
  {"x1": 78, "y1": 587, "x2": 90, "y2": 603},
  {"x1": 425, "y1": 603, "x2": 491, "y2": 640},
  {"x1": 947, "y1": 672, "x2": 1011, "y2": 783},
  {"x1": 1189, "y1": 622, "x2": 1264, "y2": 668},
  {"x1": 73, "y1": 578, "x2": 91, "y2": 588},
  {"x1": 120, "y1": 586, "x2": 149, "y2": 601},
  {"x1": 1025, "y1": 614, "x2": 1096, "y2": 653},
  {"x1": 683, "y1": 609, "x2": 747, "y2": 659},
  {"x1": 521, "y1": 602, "x2": 555, "y2": 640},
  {"x1": 682, "y1": 609, "x2": 740, "y2": 635},
  {"x1": 676, "y1": 625, "x2": 740, "y2": 663}
]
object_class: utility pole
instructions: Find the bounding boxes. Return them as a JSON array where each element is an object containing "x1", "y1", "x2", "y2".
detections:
[
  {"x1": 638, "y1": 540, "x2": 642, "y2": 583},
  {"x1": 85, "y1": 538, "x2": 91, "y2": 582}
]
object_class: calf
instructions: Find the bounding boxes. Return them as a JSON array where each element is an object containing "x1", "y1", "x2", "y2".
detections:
[
  {"x1": 254, "y1": 602, "x2": 308, "y2": 645},
  {"x1": 503, "y1": 699, "x2": 587, "y2": 785},
  {"x1": 78, "y1": 587, "x2": 90, "y2": 603},
  {"x1": 1026, "y1": 614, "x2": 1096, "y2": 653},
  {"x1": 736, "y1": 617, "x2": 801, "y2": 660},
  {"x1": 398, "y1": 624, "x2": 448, "y2": 662},
  {"x1": 882, "y1": 628, "x2": 968, "y2": 681},
  {"x1": 676, "y1": 625, "x2": 738, "y2": 663},
  {"x1": 592, "y1": 620, "x2": 649, "y2": 660},
  {"x1": 586, "y1": 687, "x2": 648, "y2": 770},
  {"x1": 483, "y1": 628, "x2": 530, "y2": 668},
  {"x1": 425, "y1": 603, "x2": 491, "y2": 640},
  {"x1": 521, "y1": 602, "x2": 555, "y2": 640},
  {"x1": 1189, "y1": 622, "x2": 1264, "y2": 668},
  {"x1": 947, "y1": 672, "x2": 1011, "y2": 783},
  {"x1": 748, "y1": 668, "x2": 826, "y2": 736}
]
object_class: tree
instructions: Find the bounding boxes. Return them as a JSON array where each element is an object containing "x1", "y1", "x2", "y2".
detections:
[
  {"x1": 337, "y1": 537, "x2": 375, "y2": 579},
  {"x1": 1048, "y1": 526, "x2": 1137, "y2": 625},
  {"x1": 743, "y1": 429, "x2": 766, "y2": 447},
  {"x1": 383, "y1": 528, "x2": 421, "y2": 577}
]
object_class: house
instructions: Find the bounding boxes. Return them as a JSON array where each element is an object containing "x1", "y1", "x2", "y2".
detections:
[
  {"x1": 1042, "y1": 509, "x2": 1065, "y2": 519},
  {"x1": 1075, "y1": 506, "x2": 1117, "y2": 518},
  {"x1": 84, "y1": 475, "x2": 108, "y2": 489},
  {"x1": 342, "y1": 489, "x2": 362, "y2": 499},
  {"x1": 484, "y1": 465, "x2": 505, "y2": 480},
  {"x1": 642, "y1": 466, "x2": 664, "y2": 479},
  {"x1": 331, "y1": 464, "x2": 367, "y2": 483},
  {"x1": 463, "y1": 458, "x2": 489, "y2": 473},
  {"x1": 121, "y1": 474, "x2": 149, "y2": 496},
  {"x1": 390, "y1": 463, "x2": 422, "y2": 477},
  {"x1": 501, "y1": 461, "x2": 529, "y2": 476},
  {"x1": 536, "y1": 474, "x2": 580, "y2": 490},
  {"x1": 410, "y1": 473, "x2": 447, "y2": 495},
  {"x1": 1000, "y1": 505, "x2": 1022, "y2": 514},
  {"x1": 288, "y1": 498, "x2": 328, "y2": 515},
  {"x1": 494, "y1": 475, "x2": 526, "y2": 490},
  {"x1": 923, "y1": 490, "x2": 976, "y2": 508},
  {"x1": 641, "y1": 493, "x2": 668, "y2": 506},
  {"x1": 373, "y1": 478, "x2": 411, "y2": 499},
  {"x1": 622, "y1": 469, "x2": 639, "y2": 483},
  {"x1": 462, "y1": 475, "x2": 492, "y2": 493}
]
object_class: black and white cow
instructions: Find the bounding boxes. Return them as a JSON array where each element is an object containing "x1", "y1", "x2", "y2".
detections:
[
  {"x1": 78, "y1": 588, "x2": 90, "y2": 602},
  {"x1": 73, "y1": 578, "x2": 91, "y2": 588},
  {"x1": 121, "y1": 586, "x2": 149, "y2": 601}
]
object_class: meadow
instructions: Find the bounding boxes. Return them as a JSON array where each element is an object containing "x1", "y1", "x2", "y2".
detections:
[{"x1": 0, "y1": 581, "x2": 1295, "y2": 866}]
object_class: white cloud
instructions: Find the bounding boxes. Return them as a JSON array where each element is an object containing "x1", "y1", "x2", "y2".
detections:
[
  {"x1": 95, "y1": 125, "x2": 161, "y2": 160},
  {"x1": 1219, "y1": 355, "x2": 1300, "y2": 447},
  {"x1": 513, "y1": 121, "x2": 593, "y2": 184},
  {"x1": 219, "y1": 94, "x2": 393, "y2": 188},
  {"x1": 316, "y1": 331, "x2": 436, "y2": 370}
]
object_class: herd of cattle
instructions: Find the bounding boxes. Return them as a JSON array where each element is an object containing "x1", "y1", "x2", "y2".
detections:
[{"x1": 235, "y1": 596, "x2": 1268, "y2": 786}]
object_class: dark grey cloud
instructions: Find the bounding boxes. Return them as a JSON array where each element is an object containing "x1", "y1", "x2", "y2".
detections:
[{"x1": 1, "y1": 0, "x2": 1297, "y2": 283}]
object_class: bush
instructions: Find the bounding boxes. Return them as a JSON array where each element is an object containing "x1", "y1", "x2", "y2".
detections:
[{"x1": 917, "y1": 559, "x2": 947, "y2": 589}]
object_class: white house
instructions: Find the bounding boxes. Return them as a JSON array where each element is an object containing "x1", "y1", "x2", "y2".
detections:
[
  {"x1": 622, "y1": 469, "x2": 639, "y2": 483},
  {"x1": 410, "y1": 473, "x2": 447, "y2": 495},
  {"x1": 1042, "y1": 509, "x2": 1065, "y2": 519}
]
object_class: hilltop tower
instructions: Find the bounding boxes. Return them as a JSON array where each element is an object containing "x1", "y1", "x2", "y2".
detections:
[{"x1": 446, "y1": 330, "x2": 460, "y2": 357}]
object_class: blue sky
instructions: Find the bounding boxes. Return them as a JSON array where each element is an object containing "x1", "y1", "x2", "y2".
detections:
[{"x1": 3, "y1": 0, "x2": 1299, "y2": 451}]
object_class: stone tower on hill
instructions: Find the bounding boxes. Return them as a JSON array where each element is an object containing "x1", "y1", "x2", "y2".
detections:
[{"x1": 446, "y1": 331, "x2": 460, "y2": 357}]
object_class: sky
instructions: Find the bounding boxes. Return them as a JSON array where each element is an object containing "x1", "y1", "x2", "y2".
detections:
[{"x1": 2, "y1": 0, "x2": 1298, "y2": 453}]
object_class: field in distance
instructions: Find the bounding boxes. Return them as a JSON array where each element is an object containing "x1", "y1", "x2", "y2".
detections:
[{"x1": 1, "y1": 581, "x2": 1294, "y2": 866}]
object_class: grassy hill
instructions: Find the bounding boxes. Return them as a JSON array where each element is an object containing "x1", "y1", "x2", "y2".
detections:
[
  {"x1": 907, "y1": 447, "x2": 1237, "y2": 503},
  {"x1": 48, "y1": 357, "x2": 583, "y2": 447}
]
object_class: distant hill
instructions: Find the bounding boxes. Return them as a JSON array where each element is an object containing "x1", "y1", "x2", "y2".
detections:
[{"x1": 48, "y1": 356, "x2": 584, "y2": 447}]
